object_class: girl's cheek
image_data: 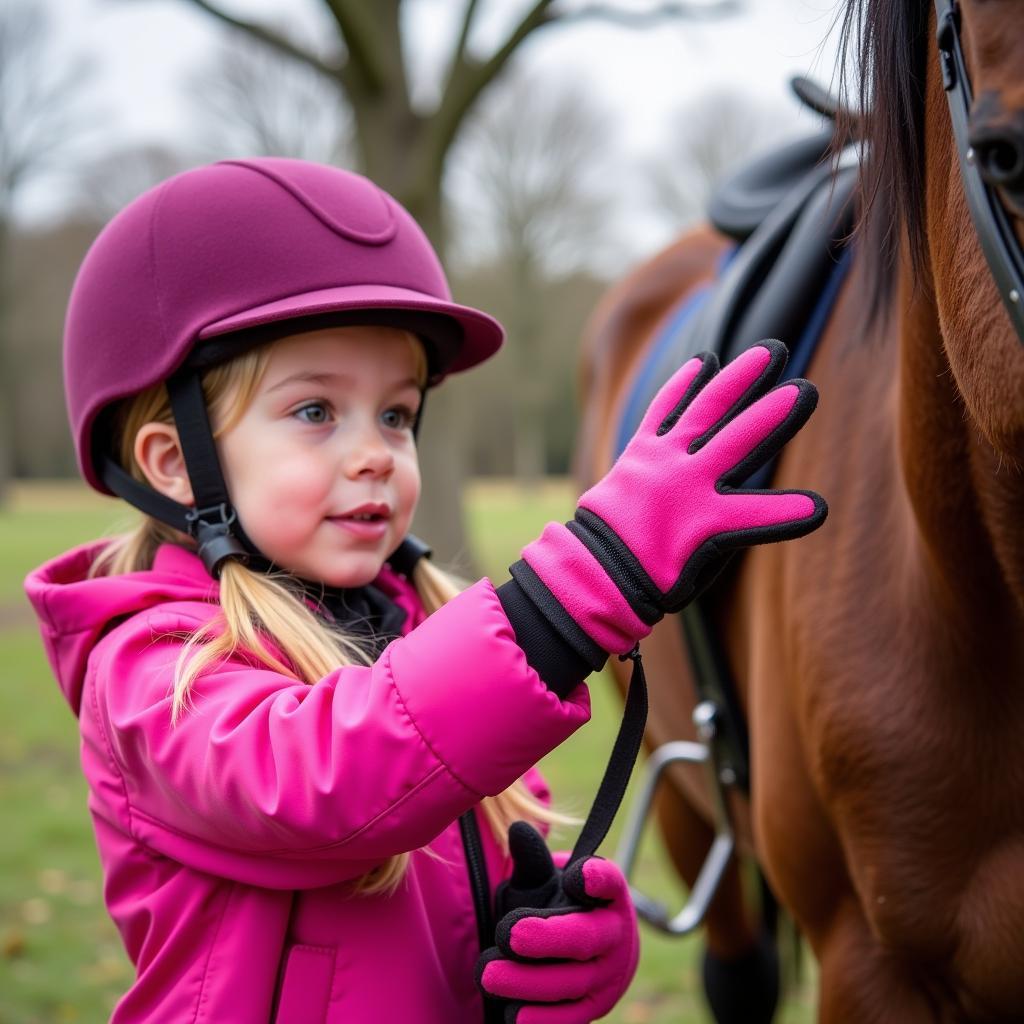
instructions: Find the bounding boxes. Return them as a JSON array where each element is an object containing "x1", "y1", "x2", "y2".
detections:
[{"x1": 258, "y1": 452, "x2": 335, "y2": 514}]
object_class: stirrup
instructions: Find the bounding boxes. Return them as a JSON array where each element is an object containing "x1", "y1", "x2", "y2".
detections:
[{"x1": 614, "y1": 700, "x2": 738, "y2": 936}]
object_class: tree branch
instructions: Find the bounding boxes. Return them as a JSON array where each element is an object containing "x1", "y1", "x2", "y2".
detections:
[
  {"x1": 321, "y1": 0, "x2": 392, "y2": 92},
  {"x1": 430, "y1": 0, "x2": 556, "y2": 182},
  {"x1": 550, "y1": 0, "x2": 742, "y2": 25},
  {"x1": 430, "y1": 0, "x2": 736, "y2": 188},
  {"x1": 445, "y1": 0, "x2": 482, "y2": 93},
  {"x1": 179, "y1": 0, "x2": 344, "y2": 82}
]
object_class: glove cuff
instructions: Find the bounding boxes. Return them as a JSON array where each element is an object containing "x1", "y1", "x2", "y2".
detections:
[
  {"x1": 518, "y1": 520, "x2": 657, "y2": 657},
  {"x1": 496, "y1": 576, "x2": 602, "y2": 698}
]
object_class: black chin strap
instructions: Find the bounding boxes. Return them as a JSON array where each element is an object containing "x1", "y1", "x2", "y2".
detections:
[
  {"x1": 163, "y1": 369, "x2": 256, "y2": 575},
  {"x1": 95, "y1": 365, "x2": 286, "y2": 576}
]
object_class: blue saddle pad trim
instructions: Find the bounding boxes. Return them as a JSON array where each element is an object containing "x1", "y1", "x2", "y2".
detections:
[{"x1": 613, "y1": 282, "x2": 713, "y2": 459}]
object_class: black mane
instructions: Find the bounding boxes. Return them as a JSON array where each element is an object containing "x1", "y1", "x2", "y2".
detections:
[{"x1": 834, "y1": 0, "x2": 930, "y2": 318}]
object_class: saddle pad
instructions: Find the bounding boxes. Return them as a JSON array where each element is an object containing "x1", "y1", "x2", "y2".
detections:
[{"x1": 614, "y1": 163, "x2": 857, "y2": 492}]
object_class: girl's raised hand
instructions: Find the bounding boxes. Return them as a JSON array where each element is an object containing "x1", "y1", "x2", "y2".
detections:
[{"x1": 511, "y1": 339, "x2": 827, "y2": 660}]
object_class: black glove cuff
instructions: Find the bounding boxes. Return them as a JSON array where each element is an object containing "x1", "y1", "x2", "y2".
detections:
[
  {"x1": 497, "y1": 571, "x2": 605, "y2": 699},
  {"x1": 567, "y1": 510, "x2": 665, "y2": 624}
]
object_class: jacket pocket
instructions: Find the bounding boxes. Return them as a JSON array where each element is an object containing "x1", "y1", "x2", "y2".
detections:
[{"x1": 273, "y1": 944, "x2": 336, "y2": 1024}]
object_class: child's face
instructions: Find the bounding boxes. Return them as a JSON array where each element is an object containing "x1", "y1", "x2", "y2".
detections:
[{"x1": 216, "y1": 326, "x2": 423, "y2": 588}]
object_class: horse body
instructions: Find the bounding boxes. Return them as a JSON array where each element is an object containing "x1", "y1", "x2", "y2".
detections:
[
  {"x1": 742, "y1": 253, "x2": 1024, "y2": 1019},
  {"x1": 580, "y1": 3, "x2": 1024, "y2": 1019}
]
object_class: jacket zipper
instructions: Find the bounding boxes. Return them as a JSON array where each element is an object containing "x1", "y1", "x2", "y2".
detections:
[
  {"x1": 459, "y1": 810, "x2": 505, "y2": 1024},
  {"x1": 458, "y1": 810, "x2": 493, "y2": 952},
  {"x1": 572, "y1": 510, "x2": 661, "y2": 622}
]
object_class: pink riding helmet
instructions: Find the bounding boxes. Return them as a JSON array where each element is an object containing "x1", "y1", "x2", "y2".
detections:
[{"x1": 64, "y1": 157, "x2": 504, "y2": 494}]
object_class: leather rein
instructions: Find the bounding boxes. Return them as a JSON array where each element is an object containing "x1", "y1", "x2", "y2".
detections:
[{"x1": 935, "y1": 0, "x2": 1024, "y2": 344}]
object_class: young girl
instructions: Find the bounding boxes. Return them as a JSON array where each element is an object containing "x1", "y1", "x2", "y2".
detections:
[{"x1": 26, "y1": 158, "x2": 826, "y2": 1023}]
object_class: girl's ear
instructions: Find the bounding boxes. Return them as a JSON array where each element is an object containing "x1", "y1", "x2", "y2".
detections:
[{"x1": 133, "y1": 422, "x2": 195, "y2": 506}]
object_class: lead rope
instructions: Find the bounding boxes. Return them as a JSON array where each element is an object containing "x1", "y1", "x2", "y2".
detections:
[
  {"x1": 481, "y1": 647, "x2": 648, "y2": 1023},
  {"x1": 569, "y1": 645, "x2": 648, "y2": 864}
]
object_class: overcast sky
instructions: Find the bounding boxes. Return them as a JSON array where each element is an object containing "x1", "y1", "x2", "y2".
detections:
[{"x1": 23, "y1": 0, "x2": 844, "y2": 268}]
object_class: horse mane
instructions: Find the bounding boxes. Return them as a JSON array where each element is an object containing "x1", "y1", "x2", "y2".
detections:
[{"x1": 833, "y1": 0, "x2": 930, "y2": 321}]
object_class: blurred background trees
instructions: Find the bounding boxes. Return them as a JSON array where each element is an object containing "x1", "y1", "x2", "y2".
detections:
[
  {"x1": 648, "y1": 87, "x2": 795, "y2": 228},
  {"x1": 0, "y1": 3, "x2": 94, "y2": 502},
  {"x1": 1, "y1": 0, "x2": 819, "y2": 564},
  {"x1": 446, "y1": 66, "x2": 616, "y2": 489}
]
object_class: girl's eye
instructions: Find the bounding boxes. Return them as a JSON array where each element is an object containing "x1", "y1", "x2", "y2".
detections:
[
  {"x1": 381, "y1": 406, "x2": 416, "y2": 431},
  {"x1": 295, "y1": 402, "x2": 331, "y2": 425}
]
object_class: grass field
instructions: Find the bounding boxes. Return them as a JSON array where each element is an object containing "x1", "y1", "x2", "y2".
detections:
[{"x1": 0, "y1": 480, "x2": 816, "y2": 1023}]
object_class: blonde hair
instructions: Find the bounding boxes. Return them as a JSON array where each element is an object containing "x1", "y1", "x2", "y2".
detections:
[{"x1": 92, "y1": 331, "x2": 573, "y2": 894}]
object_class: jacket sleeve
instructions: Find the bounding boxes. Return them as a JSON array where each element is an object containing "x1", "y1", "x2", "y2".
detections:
[{"x1": 85, "y1": 579, "x2": 591, "y2": 890}]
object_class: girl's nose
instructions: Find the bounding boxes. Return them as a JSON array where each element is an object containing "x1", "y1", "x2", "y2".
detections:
[{"x1": 343, "y1": 426, "x2": 394, "y2": 479}]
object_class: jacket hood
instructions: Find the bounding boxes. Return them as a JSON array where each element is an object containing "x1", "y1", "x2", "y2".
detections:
[
  {"x1": 25, "y1": 541, "x2": 423, "y2": 718},
  {"x1": 24, "y1": 542, "x2": 220, "y2": 716}
]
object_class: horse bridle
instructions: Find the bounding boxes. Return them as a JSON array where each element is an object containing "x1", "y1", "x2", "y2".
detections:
[{"x1": 935, "y1": 0, "x2": 1024, "y2": 344}]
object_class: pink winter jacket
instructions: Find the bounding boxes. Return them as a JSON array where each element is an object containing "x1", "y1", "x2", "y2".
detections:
[{"x1": 25, "y1": 541, "x2": 591, "y2": 1023}]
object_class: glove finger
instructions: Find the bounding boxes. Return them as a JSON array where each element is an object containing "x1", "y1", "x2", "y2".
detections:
[
  {"x1": 507, "y1": 906, "x2": 623, "y2": 961},
  {"x1": 637, "y1": 353, "x2": 716, "y2": 438},
  {"x1": 496, "y1": 822, "x2": 563, "y2": 918},
  {"x1": 507, "y1": 821, "x2": 558, "y2": 891},
  {"x1": 480, "y1": 955, "x2": 602, "y2": 1003},
  {"x1": 496, "y1": 905, "x2": 579, "y2": 958},
  {"x1": 720, "y1": 489, "x2": 827, "y2": 539},
  {"x1": 667, "y1": 341, "x2": 788, "y2": 448},
  {"x1": 561, "y1": 856, "x2": 631, "y2": 905},
  {"x1": 698, "y1": 378, "x2": 817, "y2": 482}
]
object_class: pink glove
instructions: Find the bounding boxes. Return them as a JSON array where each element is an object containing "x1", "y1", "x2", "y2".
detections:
[
  {"x1": 513, "y1": 340, "x2": 826, "y2": 658},
  {"x1": 477, "y1": 823, "x2": 639, "y2": 1023}
]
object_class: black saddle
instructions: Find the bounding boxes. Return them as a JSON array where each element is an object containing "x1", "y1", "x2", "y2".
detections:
[
  {"x1": 617, "y1": 77, "x2": 860, "y2": 790},
  {"x1": 616, "y1": 82, "x2": 858, "y2": 469}
]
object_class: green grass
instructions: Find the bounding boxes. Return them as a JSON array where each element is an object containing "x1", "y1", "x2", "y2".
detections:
[{"x1": 1, "y1": 480, "x2": 815, "y2": 1023}]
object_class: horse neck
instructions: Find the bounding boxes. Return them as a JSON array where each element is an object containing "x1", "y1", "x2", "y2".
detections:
[{"x1": 897, "y1": 254, "x2": 1024, "y2": 635}]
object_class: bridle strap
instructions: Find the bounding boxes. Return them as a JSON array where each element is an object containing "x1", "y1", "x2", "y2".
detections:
[{"x1": 935, "y1": 0, "x2": 1024, "y2": 344}]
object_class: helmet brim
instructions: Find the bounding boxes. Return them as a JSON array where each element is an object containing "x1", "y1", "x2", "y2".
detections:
[{"x1": 197, "y1": 284, "x2": 504, "y2": 377}]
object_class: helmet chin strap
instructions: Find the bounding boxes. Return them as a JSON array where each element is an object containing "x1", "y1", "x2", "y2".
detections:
[
  {"x1": 96, "y1": 368, "x2": 259, "y2": 578},
  {"x1": 164, "y1": 368, "x2": 260, "y2": 576},
  {"x1": 99, "y1": 366, "x2": 433, "y2": 581}
]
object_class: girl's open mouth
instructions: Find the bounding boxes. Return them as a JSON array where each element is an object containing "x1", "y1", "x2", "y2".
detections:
[{"x1": 329, "y1": 504, "x2": 391, "y2": 540}]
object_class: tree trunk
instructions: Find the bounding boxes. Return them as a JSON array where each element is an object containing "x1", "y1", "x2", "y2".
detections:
[
  {"x1": 358, "y1": 135, "x2": 474, "y2": 567},
  {"x1": 510, "y1": 251, "x2": 545, "y2": 491},
  {"x1": 401, "y1": 176, "x2": 472, "y2": 570}
]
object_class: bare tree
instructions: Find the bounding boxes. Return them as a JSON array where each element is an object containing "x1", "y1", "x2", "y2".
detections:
[
  {"x1": 649, "y1": 87, "x2": 799, "y2": 229},
  {"x1": 188, "y1": 30, "x2": 352, "y2": 165},
  {"x1": 0, "y1": 2, "x2": 93, "y2": 502},
  {"x1": 447, "y1": 66, "x2": 614, "y2": 277},
  {"x1": 176, "y1": 0, "x2": 740, "y2": 564},
  {"x1": 76, "y1": 144, "x2": 200, "y2": 222},
  {"x1": 447, "y1": 66, "x2": 615, "y2": 486},
  {"x1": 8, "y1": 218, "x2": 103, "y2": 478}
]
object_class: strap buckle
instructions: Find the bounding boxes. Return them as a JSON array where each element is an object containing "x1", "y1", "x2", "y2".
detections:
[
  {"x1": 184, "y1": 502, "x2": 236, "y2": 538},
  {"x1": 185, "y1": 503, "x2": 247, "y2": 578}
]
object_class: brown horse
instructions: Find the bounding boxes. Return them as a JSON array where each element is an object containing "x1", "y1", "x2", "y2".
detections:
[{"x1": 577, "y1": 1, "x2": 1024, "y2": 1020}]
